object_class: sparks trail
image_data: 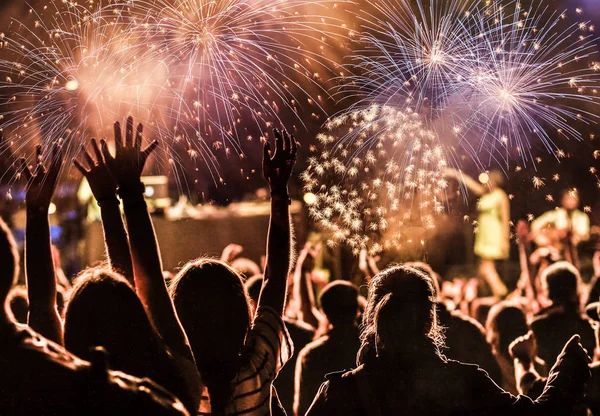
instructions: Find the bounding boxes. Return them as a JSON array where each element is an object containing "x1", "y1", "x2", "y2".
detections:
[
  {"x1": 339, "y1": 0, "x2": 600, "y2": 169},
  {"x1": 302, "y1": 105, "x2": 448, "y2": 256}
]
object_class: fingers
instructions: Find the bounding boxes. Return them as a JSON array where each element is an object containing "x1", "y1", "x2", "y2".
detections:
[
  {"x1": 114, "y1": 122, "x2": 122, "y2": 150},
  {"x1": 141, "y1": 140, "x2": 159, "y2": 158},
  {"x1": 83, "y1": 150, "x2": 94, "y2": 169},
  {"x1": 274, "y1": 128, "x2": 283, "y2": 156},
  {"x1": 565, "y1": 334, "x2": 581, "y2": 349},
  {"x1": 126, "y1": 116, "x2": 134, "y2": 147},
  {"x1": 135, "y1": 123, "x2": 143, "y2": 149},
  {"x1": 51, "y1": 140, "x2": 62, "y2": 162},
  {"x1": 282, "y1": 130, "x2": 290, "y2": 151},
  {"x1": 73, "y1": 159, "x2": 88, "y2": 176},
  {"x1": 291, "y1": 133, "x2": 298, "y2": 158},
  {"x1": 563, "y1": 334, "x2": 592, "y2": 363},
  {"x1": 91, "y1": 138, "x2": 103, "y2": 162},
  {"x1": 20, "y1": 158, "x2": 32, "y2": 181},
  {"x1": 263, "y1": 141, "x2": 271, "y2": 164},
  {"x1": 100, "y1": 139, "x2": 114, "y2": 163},
  {"x1": 34, "y1": 145, "x2": 46, "y2": 176}
]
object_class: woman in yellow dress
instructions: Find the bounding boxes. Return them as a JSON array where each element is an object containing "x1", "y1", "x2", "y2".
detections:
[{"x1": 447, "y1": 169, "x2": 510, "y2": 297}]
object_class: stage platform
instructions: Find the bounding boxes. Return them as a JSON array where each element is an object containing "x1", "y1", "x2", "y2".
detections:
[{"x1": 83, "y1": 201, "x2": 304, "y2": 272}]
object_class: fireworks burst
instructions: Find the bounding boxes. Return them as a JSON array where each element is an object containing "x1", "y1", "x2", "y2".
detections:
[
  {"x1": 0, "y1": 0, "x2": 337, "y2": 185},
  {"x1": 0, "y1": 1, "x2": 166, "y2": 174},
  {"x1": 302, "y1": 105, "x2": 448, "y2": 255},
  {"x1": 341, "y1": 0, "x2": 600, "y2": 168},
  {"x1": 131, "y1": 0, "x2": 335, "y2": 139}
]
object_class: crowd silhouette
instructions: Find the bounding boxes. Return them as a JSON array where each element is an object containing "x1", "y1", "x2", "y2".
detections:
[{"x1": 0, "y1": 117, "x2": 598, "y2": 415}]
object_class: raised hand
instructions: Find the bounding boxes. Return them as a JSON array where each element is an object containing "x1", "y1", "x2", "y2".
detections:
[
  {"x1": 221, "y1": 243, "x2": 244, "y2": 263},
  {"x1": 299, "y1": 242, "x2": 322, "y2": 273},
  {"x1": 509, "y1": 331, "x2": 537, "y2": 363},
  {"x1": 21, "y1": 142, "x2": 63, "y2": 211},
  {"x1": 23, "y1": 141, "x2": 64, "y2": 344},
  {"x1": 102, "y1": 116, "x2": 158, "y2": 193},
  {"x1": 552, "y1": 334, "x2": 591, "y2": 388},
  {"x1": 263, "y1": 128, "x2": 297, "y2": 194},
  {"x1": 74, "y1": 139, "x2": 117, "y2": 204}
]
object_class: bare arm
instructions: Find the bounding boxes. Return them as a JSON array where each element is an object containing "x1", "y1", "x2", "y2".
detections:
[
  {"x1": 104, "y1": 117, "x2": 193, "y2": 362},
  {"x1": 258, "y1": 129, "x2": 297, "y2": 315},
  {"x1": 294, "y1": 243, "x2": 323, "y2": 327},
  {"x1": 500, "y1": 191, "x2": 511, "y2": 255},
  {"x1": 445, "y1": 168, "x2": 485, "y2": 196},
  {"x1": 23, "y1": 143, "x2": 63, "y2": 344},
  {"x1": 74, "y1": 139, "x2": 134, "y2": 283}
]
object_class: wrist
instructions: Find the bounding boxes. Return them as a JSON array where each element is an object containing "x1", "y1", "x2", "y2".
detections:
[
  {"x1": 96, "y1": 194, "x2": 120, "y2": 207},
  {"x1": 121, "y1": 192, "x2": 146, "y2": 210},
  {"x1": 26, "y1": 205, "x2": 50, "y2": 216},
  {"x1": 270, "y1": 192, "x2": 291, "y2": 205},
  {"x1": 117, "y1": 182, "x2": 145, "y2": 199},
  {"x1": 514, "y1": 356, "x2": 533, "y2": 368},
  {"x1": 269, "y1": 185, "x2": 289, "y2": 196}
]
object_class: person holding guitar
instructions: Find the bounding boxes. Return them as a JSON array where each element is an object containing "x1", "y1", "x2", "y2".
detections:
[{"x1": 530, "y1": 189, "x2": 590, "y2": 268}]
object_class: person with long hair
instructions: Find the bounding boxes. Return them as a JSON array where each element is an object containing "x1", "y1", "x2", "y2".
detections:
[
  {"x1": 446, "y1": 169, "x2": 510, "y2": 297},
  {"x1": 306, "y1": 265, "x2": 590, "y2": 415},
  {"x1": 486, "y1": 302, "x2": 539, "y2": 394},
  {"x1": 23, "y1": 120, "x2": 201, "y2": 414},
  {"x1": 169, "y1": 128, "x2": 297, "y2": 415}
]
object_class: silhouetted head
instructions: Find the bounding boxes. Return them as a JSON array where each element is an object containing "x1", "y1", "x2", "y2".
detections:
[
  {"x1": 0, "y1": 218, "x2": 19, "y2": 309},
  {"x1": 486, "y1": 302, "x2": 529, "y2": 358},
  {"x1": 169, "y1": 258, "x2": 251, "y2": 413},
  {"x1": 541, "y1": 261, "x2": 581, "y2": 309},
  {"x1": 358, "y1": 265, "x2": 443, "y2": 365},
  {"x1": 64, "y1": 267, "x2": 163, "y2": 377},
  {"x1": 319, "y1": 281, "x2": 359, "y2": 328}
]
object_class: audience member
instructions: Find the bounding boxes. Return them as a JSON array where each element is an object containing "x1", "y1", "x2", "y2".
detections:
[
  {"x1": 0, "y1": 217, "x2": 189, "y2": 415},
  {"x1": 169, "y1": 129, "x2": 297, "y2": 415},
  {"x1": 294, "y1": 281, "x2": 361, "y2": 416},
  {"x1": 486, "y1": 302, "x2": 542, "y2": 394},
  {"x1": 307, "y1": 265, "x2": 590, "y2": 415},
  {"x1": 4, "y1": 114, "x2": 600, "y2": 416},
  {"x1": 531, "y1": 262, "x2": 595, "y2": 366},
  {"x1": 246, "y1": 275, "x2": 315, "y2": 415}
]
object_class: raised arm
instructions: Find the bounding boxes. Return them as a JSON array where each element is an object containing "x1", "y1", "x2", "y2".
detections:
[
  {"x1": 445, "y1": 168, "x2": 485, "y2": 196},
  {"x1": 293, "y1": 242, "x2": 323, "y2": 328},
  {"x1": 258, "y1": 129, "x2": 297, "y2": 315},
  {"x1": 514, "y1": 221, "x2": 539, "y2": 309},
  {"x1": 22, "y1": 143, "x2": 63, "y2": 344},
  {"x1": 74, "y1": 139, "x2": 134, "y2": 283},
  {"x1": 103, "y1": 117, "x2": 192, "y2": 362}
]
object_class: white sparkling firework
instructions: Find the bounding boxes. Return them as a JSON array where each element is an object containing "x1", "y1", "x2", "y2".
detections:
[
  {"x1": 302, "y1": 105, "x2": 448, "y2": 255},
  {"x1": 341, "y1": 0, "x2": 600, "y2": 168},
  {"x1": 124, "y1": 0, "x2": 336, "y2": 154},
  {"x1": 0, "y1": 0, "x2": 336, "y2": 183},
  {"x1": 0, "y1": 1, "x2": 165, "y2": 173}
]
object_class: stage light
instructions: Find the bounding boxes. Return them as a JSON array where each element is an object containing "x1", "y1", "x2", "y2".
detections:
[
  {"x1": 303, "y1": 192, "x2": 317, "y2": 205},
  {"x1": 48, "y1": 203, "x2": 57, "y2": 215},
  {"x1": 479, "y1": 172, "x2": 489, "y2": 185}
]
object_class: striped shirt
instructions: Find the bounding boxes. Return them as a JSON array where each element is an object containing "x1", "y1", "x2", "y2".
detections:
[{"x1": 198, "y1": 306, "x2": 293, "y2": 415}]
